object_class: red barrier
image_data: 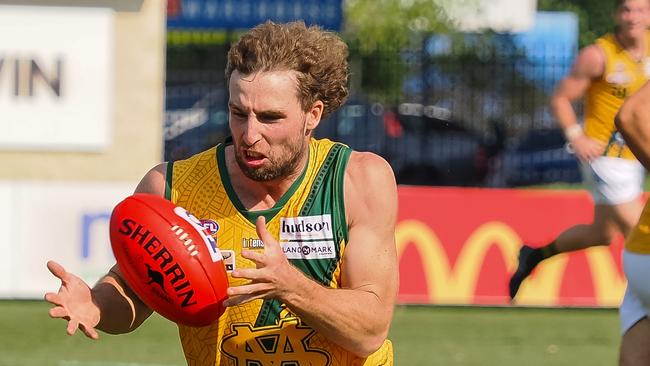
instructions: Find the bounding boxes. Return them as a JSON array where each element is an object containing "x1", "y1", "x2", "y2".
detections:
[{"x1": 396, "y1": 186, "x2": 637, "y2": 307}]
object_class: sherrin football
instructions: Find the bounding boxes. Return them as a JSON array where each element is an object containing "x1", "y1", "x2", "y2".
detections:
[{"x1": 109, "y1": 193, "x2": 228, "y2": 327}]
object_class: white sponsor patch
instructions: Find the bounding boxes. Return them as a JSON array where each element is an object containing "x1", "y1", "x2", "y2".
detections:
[
  {"x1": 280, "y1": 215, "x2": 334, "y2": 241},
  {"x1": 606, "y1": 63, "x2": 632, "y2": 84},
  {"x1": 281, "y1": 241, "x2": 336, "y2": 260},
  {"x1": 173, "y1": 207, "x2": 222, "y2": 263}
]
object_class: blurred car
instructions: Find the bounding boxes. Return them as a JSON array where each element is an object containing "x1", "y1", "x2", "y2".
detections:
[
  {"x1": 164, "y1": 86, "x2": 230, "y2": 161},
  {"x1": 315, "y1": 97, "x2": 388, "y2": 155},
  {"x1": 164, "y1": 94, "x2": 507, "y2": 187},
  {"x1": 487, "y1": 127, "x2": 581, "y2": 187},
  {"x1": 317, "y1": 100, "x2": 506, "y2": 186},
  {"x1": 382, "y1": 103, "x2": 505, "y2": 186}
]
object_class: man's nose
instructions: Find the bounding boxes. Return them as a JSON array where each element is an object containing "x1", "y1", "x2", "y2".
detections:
[{"x1": 242, "y1": 118, "x2": 262, "y2": 146}]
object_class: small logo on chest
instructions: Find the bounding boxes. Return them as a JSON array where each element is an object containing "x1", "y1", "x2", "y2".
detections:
[
  {"x1": 242, "y1": 237, "x2": 265, "y2": 249},
  {"x1": 279, "y1": 215, "x2": 336, "y2": 260},
  {"x1": 281, "y1": 241, "x2": 336, "y2": 259},
  {"x1": 280, "y1": 215, "x2": 334, "y2": 240}
]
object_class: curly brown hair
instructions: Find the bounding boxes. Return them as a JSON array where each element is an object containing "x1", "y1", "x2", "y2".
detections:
[{"x1": 226, "y1": 21, "x2": 349, "y2": 119}]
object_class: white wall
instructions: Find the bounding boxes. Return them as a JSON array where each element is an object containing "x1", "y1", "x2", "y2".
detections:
[
  {"x1": 440, "y1": 0, "x2": 538, "y2": 32},
  {"x1": 0, "y1": 6, "x2": 113, "y2": 152},
  {"x1": 0, "y1": 0, "x2": 165, "y2": 181},
  {"x1": 0, "y1": 182, "x2": 135, "y2": 298},
  {"x1": 0, "y1": 0, "x2": 166, "y2": 298}
]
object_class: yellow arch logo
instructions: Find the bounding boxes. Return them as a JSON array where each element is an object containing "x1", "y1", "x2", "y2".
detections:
[{"x1": 395, "y1": 220, "x2": 625, "y2": 306}]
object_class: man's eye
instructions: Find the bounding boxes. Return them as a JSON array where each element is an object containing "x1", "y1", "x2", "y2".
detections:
[{"x1": 260, "y1": 116, "x2": 281, "y2": 123}]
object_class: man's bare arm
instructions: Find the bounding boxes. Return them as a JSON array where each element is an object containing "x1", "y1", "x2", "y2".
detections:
[
  {"x1": 45, "y1": 163, "x2": 168, "y2": 337},
  {"x1": 550, "y1": 44, "x2": 606, "y2": 161},
  {"x1": 93, "y1": 162, "x2": 168, "y2": 333},
  {"x1": 616, "y1": 82, "x2": 650, "y2": 169}
]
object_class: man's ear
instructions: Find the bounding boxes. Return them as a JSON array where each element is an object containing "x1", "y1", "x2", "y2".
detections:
[{"x1": 305, "y1": 101, "x2": 324, "y2": 133}]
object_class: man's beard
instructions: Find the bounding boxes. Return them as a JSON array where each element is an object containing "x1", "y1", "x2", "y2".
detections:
[{"x1": 234, "y1": 135, "x2": 307, "y2": 182}]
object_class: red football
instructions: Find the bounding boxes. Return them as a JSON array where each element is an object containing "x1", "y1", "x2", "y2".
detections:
[{"x1": 109, "y1": 193, "x2": 228, "y2": 327}]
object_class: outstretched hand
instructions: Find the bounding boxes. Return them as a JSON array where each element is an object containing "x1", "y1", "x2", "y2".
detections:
[
  {"x1": 223, "y1": 216, "x2": 299, "y2": 307},
  {"x1": 44, "y1": 260, "x2": 101, "y2": 340}
]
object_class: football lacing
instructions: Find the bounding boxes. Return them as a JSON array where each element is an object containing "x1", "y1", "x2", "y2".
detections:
[{"x1": 171, "y1": 225, "x2": 199, "y2": 256}]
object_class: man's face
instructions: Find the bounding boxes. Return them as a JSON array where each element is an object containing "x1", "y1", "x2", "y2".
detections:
[
  {"x1": 616, "y1": 0, "x2": 650, "y2": 38},
  {"x1": 228, "y1": 70, "x2": 313, "y2": 182}
]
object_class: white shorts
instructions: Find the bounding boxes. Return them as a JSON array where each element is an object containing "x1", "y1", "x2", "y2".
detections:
[
  {"x1": 581, "y1": 156, "x2": 645, "y2": 205},
  {"x1": 620, "y1": 250, "x2": 650, "y2": 334}
]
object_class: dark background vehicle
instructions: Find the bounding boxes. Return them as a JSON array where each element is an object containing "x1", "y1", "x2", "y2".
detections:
[
  {"x1": 164, "y1": 87, "x2": 230, "y2": 161},
  {"x1": 313, "y1": 97, "x2": 388, "y2": 157},
  {"x1": 382, "y1": 103, "x2": 505, "y2": 186},
  {"x1": 319, "y1": 100, "x2": 507, "y2": 187},
  {"x1": 487, "y1": 127, "x2": 581, "y2": 187},
  {"x1": 165, "y1": 95, "x2": 507, "y2": 187}
]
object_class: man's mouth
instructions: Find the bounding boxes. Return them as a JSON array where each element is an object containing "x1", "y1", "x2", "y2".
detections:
[{"x1": 243, "y1": 150, "x2": 266, "y2": 167}]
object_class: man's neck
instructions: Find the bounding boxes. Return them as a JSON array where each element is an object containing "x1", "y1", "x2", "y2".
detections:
[
  {"x1": 224, "y1": 146, "x2": 308, "y2": 211},
  {"x1": 617, "y1": 31, "x2": 647, "y2": 60}
]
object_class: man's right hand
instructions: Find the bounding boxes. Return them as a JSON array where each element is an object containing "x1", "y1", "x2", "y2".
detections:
[
  {"x1": 44, "y1": 260, "x2": 101, "y2": 340},
  {"x1": 569, "y1": 135, "x2": 605, "y2": 162}
]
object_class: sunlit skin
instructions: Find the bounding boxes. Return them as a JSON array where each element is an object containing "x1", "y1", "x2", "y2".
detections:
[{"x1": 226, "y1": 70, "x2": 323, "y2": 206}]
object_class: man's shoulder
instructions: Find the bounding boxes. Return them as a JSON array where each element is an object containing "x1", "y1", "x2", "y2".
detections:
[
  {"x1": 309, "y1": 138, "x2": 395, "y2": 190},
  {"x1": 167, "y1": 145, "x2": 221, "y2": 184},
  {"x1": 343, "y1": 151, "x2": 398, "y2": 227},
  {"x1": 595, "y1": 32, "x2": 615, "y2": 44},
  {"x1": 172, "y1": 145, "x2": 220, "y2": 165},
  {"x1": 572, "y1": 43, "x2": 606, "y2": 79},
  {"x1": 348, "y1": 150, "x2": 389, "y2": 167},
  {"x1": 346, "y1": 151, "x2": 396, "y2": 189}
]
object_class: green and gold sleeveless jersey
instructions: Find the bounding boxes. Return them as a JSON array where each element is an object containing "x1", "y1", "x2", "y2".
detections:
[
  {"x1": 584, "y1": 32, "x2": 650, "y2": 160},
  {"x1": 165, "y1": 138, "x2": 393, "y2": 366}
]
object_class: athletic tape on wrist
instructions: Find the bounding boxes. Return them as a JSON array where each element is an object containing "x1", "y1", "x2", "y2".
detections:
[{"x1": 564, "y1": 124, "x2": 583, "y2": 141}]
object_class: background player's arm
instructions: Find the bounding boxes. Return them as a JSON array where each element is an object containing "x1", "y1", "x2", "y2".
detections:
[
  {"x1": 45, "y1": 163, "x2": 168, "y2": 338},
  {"x1": 616, "y1": 82, "x2": 650, "y2": 169},
  {"x1": 550, "y1": 44, "x2": 606, "y2": 162},
  {"x1": 227, "y1": 152, "x2": 399, "y2": 357}
]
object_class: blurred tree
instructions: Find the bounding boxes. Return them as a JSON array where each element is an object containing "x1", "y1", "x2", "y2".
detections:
[
  {"x1": 343, "y1": 0, "x2": 453, "y2": 50},
  {"x1": 537, "y1": 0, "x2": 616, "y2": 48},
  {"x1": 342, "y1": 0, "x2": 455, "y2": 102}
]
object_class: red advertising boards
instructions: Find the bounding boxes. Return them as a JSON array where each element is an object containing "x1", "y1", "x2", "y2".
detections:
[{"x1": 396, "y1": 186, "x2": 638, "y2": 307}]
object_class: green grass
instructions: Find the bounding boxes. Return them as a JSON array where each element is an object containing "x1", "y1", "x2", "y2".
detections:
[
  {"x1": 0, "y1": 301, "x2": 620, "y2": 366},
  {"x1": 391, "y1": 306, "x2": 619, "y2": 366},
  {"x1": 0, "y1": 301, "x2": 185, "y2": 366}
]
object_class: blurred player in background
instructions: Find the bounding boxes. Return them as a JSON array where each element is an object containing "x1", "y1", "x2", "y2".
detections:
[
  {"x1": 44, "y1": 21, "x2": 398, "y2": 365},
  {"x1": 509, "y1": 0, "x2": 650, "y2": 300},
  {"x1": 615, "y1": 81, "x2": 650, "y2": 366}
]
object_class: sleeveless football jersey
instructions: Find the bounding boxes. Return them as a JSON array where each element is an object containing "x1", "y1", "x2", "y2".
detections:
[
  {"x1": 584, "y1": 32, "x2": 650, "y2": 160},
  {"x1": 165, "y1": 138, "x2": 394, "y2": 366}
]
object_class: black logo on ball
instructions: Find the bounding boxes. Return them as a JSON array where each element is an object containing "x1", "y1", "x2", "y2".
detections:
[{"x1": 145, "y1": 263, "x2": 167, "y2": 294}]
